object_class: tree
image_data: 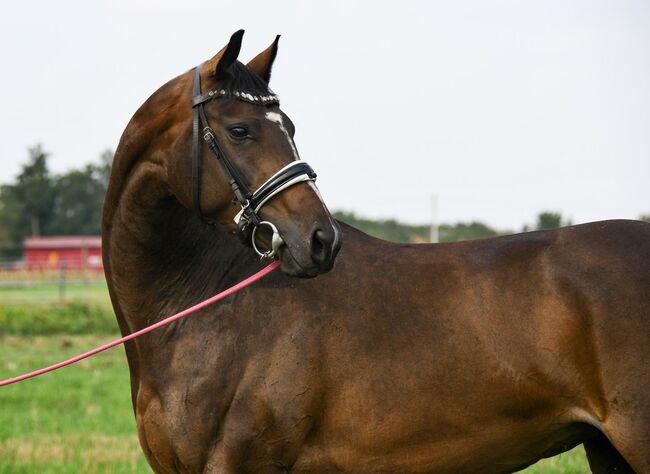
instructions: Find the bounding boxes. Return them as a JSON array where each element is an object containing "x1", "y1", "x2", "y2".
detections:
[
  {"x1": 0, "y1": 184, "x2": 25, "y2": 258},
  {"x1": 639, "y1": 214, "x2": 650, "y2": 223},
  {"x1": 49, "y1": 150, "x2": 113, "y2": 235},
  {"x1": 439, "y1": 222, "x2": 500, "y2": 242},
  {"x1": 535, "y1": 211, "x2": 564, "y2": 230},
  {"x1": 0, "y1": 145, "x2": 55, "y2": 258},
  {"x1": 12, "y1": 145, "x2": 56, "y2": 237}
]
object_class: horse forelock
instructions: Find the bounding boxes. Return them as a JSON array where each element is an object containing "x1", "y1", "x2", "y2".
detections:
[{"x1": 219, "y1": 61, "x2": 274, "y2": 97}]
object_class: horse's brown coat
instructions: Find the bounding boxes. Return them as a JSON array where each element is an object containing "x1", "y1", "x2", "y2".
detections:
[{"x1": 103, "y1": 33, "x2": 650, "y2": 473}]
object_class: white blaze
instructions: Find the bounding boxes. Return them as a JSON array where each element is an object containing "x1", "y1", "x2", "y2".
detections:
[{"x1": 265, "y1": 111, "x2": 300, "y2": 161}]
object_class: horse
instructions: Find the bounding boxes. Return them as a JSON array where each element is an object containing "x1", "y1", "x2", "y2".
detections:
[{"x1": 102, "y1": 30, "x2": 650, "y2": 473}]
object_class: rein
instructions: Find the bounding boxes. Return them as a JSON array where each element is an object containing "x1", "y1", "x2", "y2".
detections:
[
  {"x1": 191, "y1": 63, "x2": 317, "y2": 259},
  {"x1": 0, "y1": 261, "x2": 280, "y2": 388}
]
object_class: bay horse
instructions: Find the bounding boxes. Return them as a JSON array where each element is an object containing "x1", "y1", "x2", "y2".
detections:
[{"x1": 103, "y1": 30, "x2": 650, "y2": 473}]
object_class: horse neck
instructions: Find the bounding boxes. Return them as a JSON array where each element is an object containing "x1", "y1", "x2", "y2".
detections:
[{"x1": 103, "y1": 160, "x2": 257, "y2": 334}]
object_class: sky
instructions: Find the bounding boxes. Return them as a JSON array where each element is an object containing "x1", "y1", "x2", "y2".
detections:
[{"x1": 0, "y1": 0, "x2": 648, "y2": 230}]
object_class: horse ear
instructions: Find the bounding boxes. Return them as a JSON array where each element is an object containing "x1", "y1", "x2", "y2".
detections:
[
  {"x1": 246, "y1": 35, "x2": 280, "y2": 84},
  {"x1": 213, "y1": 29, "x2": 245, "y2": 80}
]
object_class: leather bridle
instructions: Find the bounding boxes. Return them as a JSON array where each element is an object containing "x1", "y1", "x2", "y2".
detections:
[{"x1": 191, "y1": 63, "x2": 317, "y2": 259}]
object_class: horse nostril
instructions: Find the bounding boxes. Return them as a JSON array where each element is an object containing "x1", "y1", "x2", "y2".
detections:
[{"x1": 311, "y1": 229, "x2": 330, "y2": 264}]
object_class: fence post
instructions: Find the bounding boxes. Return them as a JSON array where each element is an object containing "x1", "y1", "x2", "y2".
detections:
[{"x1": 59, "y1": 263, "x2": 67, "y2": 303}]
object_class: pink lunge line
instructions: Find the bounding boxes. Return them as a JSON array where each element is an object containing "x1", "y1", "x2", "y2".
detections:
[{"x1": 0, "y1": 260, "x2": 281, "y2": 388}]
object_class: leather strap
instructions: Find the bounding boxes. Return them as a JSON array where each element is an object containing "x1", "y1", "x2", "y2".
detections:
[
  {"x1": 192, "y1": 63, "x2": 256, "y2": 222},
  {"x1": 250, "y1": 161, "x2": 316, "y2": 210},
  {"x1": 192, "y1": 65, "x2": 202, "y2": 217}
]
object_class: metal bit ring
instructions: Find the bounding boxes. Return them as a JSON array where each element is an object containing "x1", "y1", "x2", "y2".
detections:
[{"x1": 251, "y1": 221, "x2": 284, "y2": 260}]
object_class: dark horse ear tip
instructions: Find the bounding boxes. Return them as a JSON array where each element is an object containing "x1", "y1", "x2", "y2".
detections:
[
  {"x1": 216, "y1": 30, "x2": 246, "y2": 79},
  {"x1": 227, "y1": 29, "x2": 245, "y2": 51},
  {"x1": 271, "y1": 35, "x2": 281, "y2": 57}
]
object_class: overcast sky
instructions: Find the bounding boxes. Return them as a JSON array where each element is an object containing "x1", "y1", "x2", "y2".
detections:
[{"x1": 1, "y1": 0, "x2": 648, "y2": 229}]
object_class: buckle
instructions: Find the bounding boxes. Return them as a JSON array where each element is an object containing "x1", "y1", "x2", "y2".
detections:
[
  {"x1": 233, "y1": 200, "x2": 251, "y2": 224},
  {"x1": 202, "y1": 126, "x2": 215, "y2": 142}
]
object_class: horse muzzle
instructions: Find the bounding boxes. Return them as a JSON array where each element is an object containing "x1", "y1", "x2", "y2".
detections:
[{"x1": 275, "y1": 220, "x2": 341, "y2": 278}]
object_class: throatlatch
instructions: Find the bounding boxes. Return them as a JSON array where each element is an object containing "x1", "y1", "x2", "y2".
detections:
[{"x1": 190, "y1": 63, "x2": 317, "y2": 259}]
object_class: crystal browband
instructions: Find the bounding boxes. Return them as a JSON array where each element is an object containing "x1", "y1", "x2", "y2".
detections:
[{"x1": 192, "y1": 88, "x2": 280, "y2": 107}]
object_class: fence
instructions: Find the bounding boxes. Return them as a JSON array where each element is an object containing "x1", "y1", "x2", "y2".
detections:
[{"x1": 0, "y1": 258, "x2": 108, "y2": 305}]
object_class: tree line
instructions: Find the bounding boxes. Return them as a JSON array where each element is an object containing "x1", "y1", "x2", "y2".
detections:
[
  {"x1": 1, "y1": 145, "x2": 648, "y2": 258},
  {"x1": 0, "y1": 145, "x2": 112, "y2": 258}
]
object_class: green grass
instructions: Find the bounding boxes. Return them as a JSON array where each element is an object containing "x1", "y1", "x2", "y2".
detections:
[
  {"x1": 0, "y1": 335, "x2": 150, "y2": 473},
  {"x1": 525, "y1": 449, "x2": 590, "y2": 473},
  {"x1": 0, "y1": 302, "x2": 117, "y2": 336},
  {"x1": 0, "y1": 280, "x2": 110, "y2": 307},
  {"x1": 0, "y1": 279, "x2": 116, "y2": 336}
]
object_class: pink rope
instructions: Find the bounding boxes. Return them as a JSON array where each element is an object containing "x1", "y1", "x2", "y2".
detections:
[{"x1": 0, "y1": 260, "x2": 281, "y2": 388}]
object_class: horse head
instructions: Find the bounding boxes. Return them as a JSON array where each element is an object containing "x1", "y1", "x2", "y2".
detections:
[{"x1": 165, "y1": 30, "x2": 341, "y2": 278}]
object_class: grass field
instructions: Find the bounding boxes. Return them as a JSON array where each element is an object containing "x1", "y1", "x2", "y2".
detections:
[
  {"x1": 0, "y1": 280, "x2": 110, "y2": 307},
  {"x1": 0, "y1": 282, "x2": 592, "y2": 473},
  {"x1": 0, "y1": 336, "x2": 149, "y2": 473}
]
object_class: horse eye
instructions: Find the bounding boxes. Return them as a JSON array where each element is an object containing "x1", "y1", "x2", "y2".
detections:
[{"x1": 229, "y1": 126, "x2": 249, "y2": 139}]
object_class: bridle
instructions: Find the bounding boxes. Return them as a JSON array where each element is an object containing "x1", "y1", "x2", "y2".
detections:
[{"x1": 191, "y1": 63, "x2": 317, "y2": 259}]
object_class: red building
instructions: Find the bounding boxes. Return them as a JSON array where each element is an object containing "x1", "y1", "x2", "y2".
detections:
[{"x1": 23, "y1": 236, "x2": 103, "y2": 272}]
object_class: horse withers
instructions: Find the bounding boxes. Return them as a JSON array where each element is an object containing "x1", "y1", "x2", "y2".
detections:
[{"x1": 103, "y1": 30, "x2": 650, "y2": 473}]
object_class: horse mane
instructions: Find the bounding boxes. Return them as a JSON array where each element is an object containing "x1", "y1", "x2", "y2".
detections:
[{"x1": 219, "y1": 61, "x2": 274, "y2": 96}]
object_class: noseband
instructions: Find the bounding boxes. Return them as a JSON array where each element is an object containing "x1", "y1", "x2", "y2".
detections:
[{"x1": 191, "y1": 63, "x2": 317, "y2": 259}]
